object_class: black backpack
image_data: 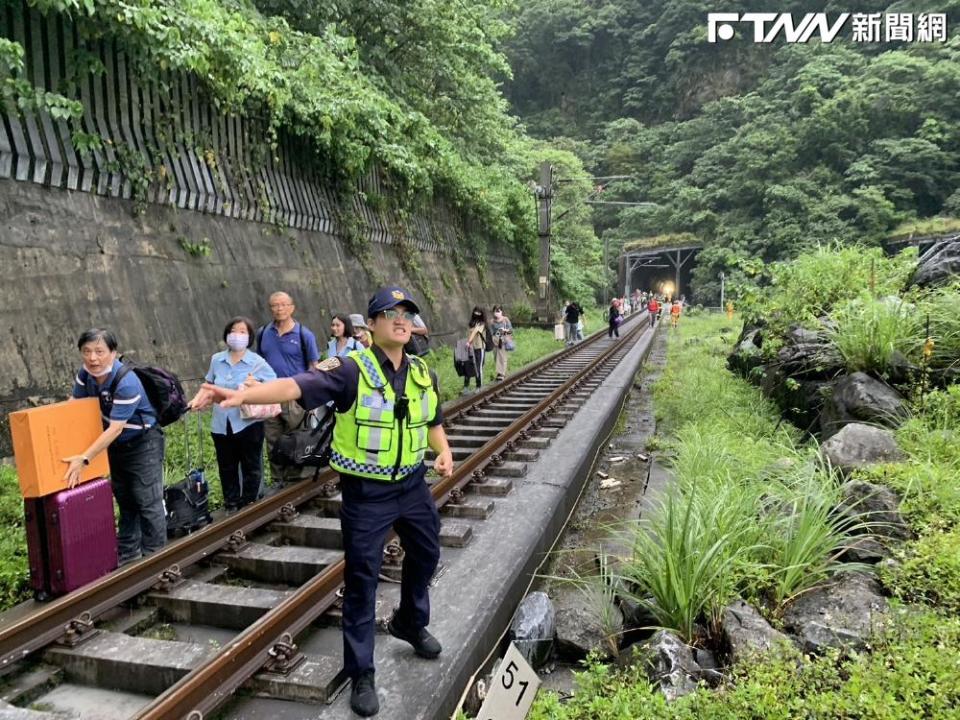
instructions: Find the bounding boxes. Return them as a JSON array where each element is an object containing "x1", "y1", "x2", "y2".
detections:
[
  {"x1": 105, "y1": 363, "x2": 188, "y2": 428},
  {"x1": 270, "y1": 406, "x2": 336, "y2": 469}
]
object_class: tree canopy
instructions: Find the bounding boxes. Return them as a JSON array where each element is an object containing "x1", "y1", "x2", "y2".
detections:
[{"x1": 505, "y1": 1, "x2": 960, "y2": 301}]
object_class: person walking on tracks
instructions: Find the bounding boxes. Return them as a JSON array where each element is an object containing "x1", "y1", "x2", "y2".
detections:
[
  {"x1": 646, "y1": 296, "x2": 660, "y2": 328},
  {"x1": 463, "y1": 306, "x2": 493, "y2": 393},
  {"x1": 66, "y1": 329, "x2": 166, "y2": 564},
  {"x1": 563, "y1": 300, "x2": 582, "y2": 345},
  {"x1": 255, "y1": 291, "x2": 321, "y2": 483},
  {"x1": 490, "y1": 305, "x2": 514, "y2": 381},
  {"x1": 196, "y1": 287, "x2": 454, "y2": 718},
  {"x1": 608, "y1": 298, "x2": 623, "y2": 338}
]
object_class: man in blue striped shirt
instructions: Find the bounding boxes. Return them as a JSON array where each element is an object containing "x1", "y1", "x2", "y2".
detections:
[{"x1": 67, "y1": 329, "x2": 166, "y2": 564}]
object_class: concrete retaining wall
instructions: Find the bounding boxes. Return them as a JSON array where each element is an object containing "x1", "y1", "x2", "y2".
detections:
[{"x1": 0, "y1": 178, "x2": 530, "y2": 454}]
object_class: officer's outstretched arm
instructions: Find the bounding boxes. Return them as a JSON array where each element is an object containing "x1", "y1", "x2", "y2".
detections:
[
  {"x1": 199, "y1": 378, "x2": 301, "y2": 409},
  {"x1": 428, "y1": 425, "x2": 454, "y2": 478}
]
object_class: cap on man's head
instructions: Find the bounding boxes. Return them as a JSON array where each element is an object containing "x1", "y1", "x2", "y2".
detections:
[
  {"x1": 368, "y1": 286, "x2": 420, "y2": 318},
  {"x1": 349, "y1": 313, "x2": 369, "y2": 330}
]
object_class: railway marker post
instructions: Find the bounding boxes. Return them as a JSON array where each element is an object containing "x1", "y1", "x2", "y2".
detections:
[{"x1": 476, "y1": 642, "x2": 541, "y2": 720}]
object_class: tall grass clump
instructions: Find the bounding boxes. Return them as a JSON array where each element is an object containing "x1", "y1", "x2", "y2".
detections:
[
  {"x1": 761, "y1": 462, "x2": 874, "y2": 606},
  {"x1": 615, "y1": 314, "x2": 871, "y2": 642},
  {"x1": 622, "y1": 477, "x2": 766, "y2": 640},
  {"x1": 827, "y1": 294, "x2": 923, "y2": 376},
  {"x1": 919, "y1": 281, "x2": 960, "y2": 372}
]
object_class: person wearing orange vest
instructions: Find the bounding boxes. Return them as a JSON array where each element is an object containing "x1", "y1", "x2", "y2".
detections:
[{"x1": 671, "y1": 299, "x2": 682, "y2": 328}]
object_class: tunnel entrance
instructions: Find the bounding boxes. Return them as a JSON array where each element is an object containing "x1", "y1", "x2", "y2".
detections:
[{"x1": 618, "y1": 237, "x2": 701, "y2": 302}]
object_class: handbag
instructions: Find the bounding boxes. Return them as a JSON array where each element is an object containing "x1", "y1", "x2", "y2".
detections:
[
  {"x1": 504, "y1": 337, "x2": 516, "y2": 352},
  {"x1": 239, "y1": 362, "x2": 281, "y2": 420},
  {"x1": 270, "y1": 406, "x2": 336, "y2": 468},
  {"x1": 240, "y1": 402, "x2": 282, "y2": 420}
]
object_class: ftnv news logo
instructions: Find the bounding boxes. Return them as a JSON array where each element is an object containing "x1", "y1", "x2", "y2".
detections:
[{"x1": 707, "y1": 12, "x2": 948, "y2": 43}]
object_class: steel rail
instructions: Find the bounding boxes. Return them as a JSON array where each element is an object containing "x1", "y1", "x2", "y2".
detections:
[
  {"x1": 0, "y1": 479, "x2": 323, "y2": 670},
  {"x1": 133, "y1": 315, "x2": 649, "y2": 720},
  {"x1": 0, "y1": 313, "x2": 630, "y2": 670}
]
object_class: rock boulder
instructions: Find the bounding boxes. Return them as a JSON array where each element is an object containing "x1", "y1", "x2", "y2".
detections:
[
  {"x1": 837, "y1": 480, "x2": 912, "y2": 541},
  {"x1": 552, "y1": 588, "x2": 622, "y2": 660},
  {"x1": 820, "y1": 423, "x2": 905, "y2": 473},
  {"x1": 721, "y1": 600, "x2": 792, "y2": 664},
  {"x1": 782, "y1": 572, "x2": 888, "y2": 653},
  {"x1": 820, "y1": 373, "x2": 908, "y2": 438},
  {"x1": 910, "y1": 236, "x2": 960, "y2": 287},
  {"x1": 627, "y1": 630, "x2": 702, "y2": 701}
]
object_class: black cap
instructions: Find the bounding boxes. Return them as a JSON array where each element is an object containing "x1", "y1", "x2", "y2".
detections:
[{"x1": 367, "y1": 286, "x2": 421, "y2": 318}]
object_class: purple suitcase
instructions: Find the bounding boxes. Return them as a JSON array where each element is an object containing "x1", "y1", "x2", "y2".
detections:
[{"x1": 24, "y1": 478, "x2": 118, "y2": 599}]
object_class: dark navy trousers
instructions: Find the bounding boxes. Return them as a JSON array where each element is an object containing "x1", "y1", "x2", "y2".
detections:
[{"x1": 338, "y1": 464, "x2": 441, "y2": 679}]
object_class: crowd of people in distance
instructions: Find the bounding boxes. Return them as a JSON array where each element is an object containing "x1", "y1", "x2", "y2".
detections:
[{"x1": 560, "y1": 289, "x2": 686, "y2": 343}]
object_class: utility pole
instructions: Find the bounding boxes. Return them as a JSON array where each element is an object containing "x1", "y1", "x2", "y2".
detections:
[
  {"x1": 535, "y1": 162, "x2": 553, "y2": 325},
  {"x1": 719, "y1": 272, "x2": 725, "y2": 311},
  {"x1": 602, "y1": 235, "x2": 609, "y2": 308}
]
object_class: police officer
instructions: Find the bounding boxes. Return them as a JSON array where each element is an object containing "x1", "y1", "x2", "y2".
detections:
[{"x1": 197, "y1": 287, "x2": 453, "y2": 717}]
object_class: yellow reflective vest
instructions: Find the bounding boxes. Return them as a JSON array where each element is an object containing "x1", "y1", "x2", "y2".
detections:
[{"x1": 329, "y1": 347, "x2": 438, "y2": 482}]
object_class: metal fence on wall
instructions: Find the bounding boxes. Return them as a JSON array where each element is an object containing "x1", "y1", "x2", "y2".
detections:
[{"x1": 0, "y1": 1, "x2": 502, "y2": 259}]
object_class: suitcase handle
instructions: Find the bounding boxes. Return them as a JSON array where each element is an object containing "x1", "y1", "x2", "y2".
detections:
[{"x1": 183, "y1": 410, "x2": 205, "y2": 471}]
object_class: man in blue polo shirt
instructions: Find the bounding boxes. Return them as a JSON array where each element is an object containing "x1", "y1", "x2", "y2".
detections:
[
  {"x1": 257, "y1": 291, "x2": 321, "y2": 482},
  {"x1": 64, "y1": 328, "x2": 166, "y2": 564}
]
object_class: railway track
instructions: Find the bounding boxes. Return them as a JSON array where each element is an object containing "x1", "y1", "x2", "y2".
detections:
[{"x1": 0, "y1": 312, "x2": 653, "y2": 720}]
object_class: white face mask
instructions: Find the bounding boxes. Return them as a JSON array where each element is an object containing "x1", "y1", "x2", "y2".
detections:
[
  {"x1": 83, "y1": 363, "x2": 113, "y2": 378},
  {"x1": 226, "y1": 332, "x2": 250, "y2": 351}
]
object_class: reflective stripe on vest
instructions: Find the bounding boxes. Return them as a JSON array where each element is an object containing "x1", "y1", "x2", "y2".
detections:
[{"x1": 330, "y1": 347, "x2": 438, "y2": 482}]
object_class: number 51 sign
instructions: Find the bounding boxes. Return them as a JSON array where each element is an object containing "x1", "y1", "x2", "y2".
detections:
[{"x1": 476, "y1": 642, "x2": 542, "y2": 720}]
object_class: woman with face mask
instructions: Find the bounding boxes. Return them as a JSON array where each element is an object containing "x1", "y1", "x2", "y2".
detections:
[
  {"x1": 463, "y1": 306, "x2": 493, "y2": 393},
  {"x1": 189, "y1": 316, "x2": 277, "y2": 511}
]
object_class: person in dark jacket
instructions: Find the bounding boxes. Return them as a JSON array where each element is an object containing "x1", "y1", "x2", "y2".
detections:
[{"x1": 608, "y1": 299, "x2": 622, "y2": 338}]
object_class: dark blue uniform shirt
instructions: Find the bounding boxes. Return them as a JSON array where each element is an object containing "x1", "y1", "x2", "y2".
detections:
[{"x1": 293, "y1": 345, "x2": 443, "y2": 426}]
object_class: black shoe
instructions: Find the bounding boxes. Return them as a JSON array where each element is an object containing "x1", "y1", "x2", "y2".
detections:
[
  {"x1": 387, "y1": 617, "x2": 442, "y2": 659},
  {"x1": 350, "y1": 670, "x2": 379, "y2": 717}
]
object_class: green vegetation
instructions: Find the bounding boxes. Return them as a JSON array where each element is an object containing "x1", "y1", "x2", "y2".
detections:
[
  {"x1": 881, "y1": 530, "x2": 960, "y2": 613},
  {"x1": 530, "y1": 299, "x2": 960, "y2": 718},
  {"x1": 616, "y1": 315, "x2": 867, "y2": 643},
  {"x1": 734, "y1": 243, "x2": 960, "y2": 382},
  {"x1": 826, "y1": 295, "x2": 923, "y2": 376},
  {"x1": 0, "y1": 0, "x2": 604, "y2": 302},
  {"x1": 0, "y1": 465, "x2": 29, "y2": 608},
  {"x1": 530, "y1": 611, "x2": 960, "y2": 720},
  {"x1": 505, "y1": 2, "x2": 960, "y2": 301},
  {"x1": 736, "y1": 243, "x2": 916, "y2": 336}
]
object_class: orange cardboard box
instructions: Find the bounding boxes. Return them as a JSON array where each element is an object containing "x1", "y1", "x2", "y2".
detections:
[{"x1": 10, "y1": 398, "x2": 110, "y2": 498}]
